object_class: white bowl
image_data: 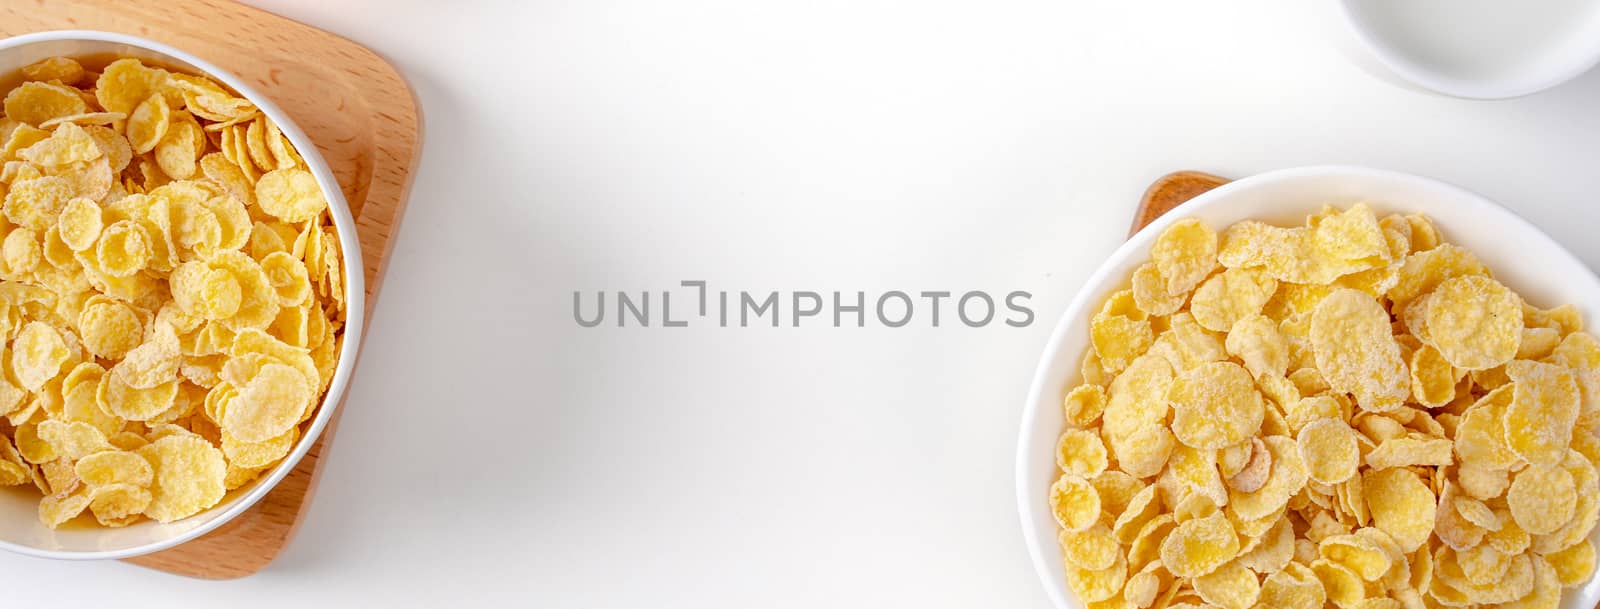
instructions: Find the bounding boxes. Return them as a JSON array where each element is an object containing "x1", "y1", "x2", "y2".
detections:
[
  {"x1": 1336, "y1": 0, "x2": 1600, "y2": 99},
  {"x1": 1016, "y1": 166, "x2": 1600, "y2": 609},
  {"x1": 0, "y1": 30, "x2": 365, "y2": 559}
]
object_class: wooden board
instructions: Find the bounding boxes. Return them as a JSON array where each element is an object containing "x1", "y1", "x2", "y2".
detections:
[
  {"x1": 0, "y1": 0, "x2": 421, "y2": 578},
  {"x1": 1129, "y1": 171, "x2": 1229, "y2": 237}
]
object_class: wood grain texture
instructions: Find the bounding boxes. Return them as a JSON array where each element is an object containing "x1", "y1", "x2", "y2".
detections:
[
  {"x1": 0, "y1": 0, "x2": 421, "y2": 578},
  {"x1": 1128, "y1": 171, "x2": 1229, "y2": 237}
]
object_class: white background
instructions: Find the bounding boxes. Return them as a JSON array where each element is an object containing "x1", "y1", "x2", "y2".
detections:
[{"x1": 7, "y1": 0, "x2": 1600, "y2": 607}]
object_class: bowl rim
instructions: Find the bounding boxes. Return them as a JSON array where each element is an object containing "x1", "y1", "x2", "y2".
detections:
[
  {"x1": 0, "y1": 29, "x2": 366, "y2": 560},
  {"x1": 1013, "y1": 165, "x2": 1600, "y2": 609},
  {"x1": 1335, "y1": 0, "x2": 1600, "y2": 99}
]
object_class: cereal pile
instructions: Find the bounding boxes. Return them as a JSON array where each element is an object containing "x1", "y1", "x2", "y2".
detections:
[
  {"x1": 0, "y1": 56, "x2": 345, "y2": 527},
  {"x1": 1052, "y1": 204, "x2": 1600, "y2": 609}
]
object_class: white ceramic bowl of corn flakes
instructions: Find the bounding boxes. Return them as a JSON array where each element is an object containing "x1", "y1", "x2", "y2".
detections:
[
  {"x1": 0, "y1": 30, "x2": 363, "y2": 559},
  {"x1": 1017, "y1": 166, "x2": 1600, "y2": 609}
]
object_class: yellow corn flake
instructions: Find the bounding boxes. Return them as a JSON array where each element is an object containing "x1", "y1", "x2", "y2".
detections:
[
  {"x1": 94, "y1": 220, "x2": 152, "y2": 277},
  {"x1": 1454, "y1": 386, "x2": 1519, "y2": 469},
  {"x1": 83, "y1": 125, "x2": 132, "y2": 173},
  {"x1": 1363, "y1": 436, "x2": 1453, "y2": 470},
  {"x1": 1190, "y1": 267, "x2": 1277, "y2": 333},
  {"x1": 1296, "y1": 418, "x2": 1359, "y2": 485},
  {"x1": 1449, "y1": 547, "x2": 1505, "y2": 592},
  {"x1": 1218, "y1": 439, "x2": 1251, "y2": 480},
  {"x1": 1192, "y1": 560, "x2": 1259, "y2": 609},
  {"x1": 1544, "y1": 538, "x2": 1595, "y2": 588},
  {"x1": 12, "y1": 320, "x2": 68, "y2": 391},
  {"x1": 203, "y1": 195, "x2": 252, "y2": 251},
  {"x1": 135, "y1": 434, "x2": 225, "y2": 522},
  {"x1": 1063, "y1": 384, "x2": 1106, "y2": 429},
  {"x1": 6, "y1": 175, "x2": 73, "y2": 231},
  {"x1": 260, "y1": 251, "x2": 312, "y2": 307},
  {"x1": 4, "y1": 81, "x2": 88, "y2": 127},
  {"x1": 1452, "y1": 495, "x2": 1501, "y2": 531},
  {"x1": 38, "y1": 486, "x2": 91, "y2": 528},
  {"x1": 95, "y1": 59, "x2": 178, "y2": 115},
  {"x1": 1092, "y1": 311, "x2": 1153, "y2": 375},
  {"x1": 1258, "y1": 563, "x2": 1326, "y2": 609},
  {"x1": 125, "y1": 94, "x2": 171, "y2": 155},
  {"x1": 155, "y1": 115, "x2": 203, "y2": 180},
  {"x1": 1066, "y1": 553, "x2": 1128, "y2": 604},
  {"x1": 1151, "y1": 218, "x2": 1218, "y2": 295},
  {"x1": 86, "y1": 482, "x2": 150, "y2": 527},
  {"x1": 1049, "y1": 474, "x2": 1101, "y2": 532},
  {"x1": 1148, "y1": 312, "x2": 1225, "y2": 372},
  {"x1": 220, "y1": 426, "x2": 296, "y2": 470},
  {"x1": 1310, "y1": 289, "x2": 1409, "y2": 413},
  {"x1": 1103, "y1": 354, "x2": 1173, "y2": 456},
  {"x1": 1117, "y1": 426, "x2": 1174, "y2": 480},
  {"x1": 1456, "y1": 461, "x2": 1509, "y2": 501},
  {"x1": 1504, "y1": 359, "x2": 1581, "y2": 467},
  {"x1": 98, "y1": 373, "x2": 178, "y2": 422},
  {"x1": 35, "y1": 419, "x2": 110, "y2": 460},
  {"x1": 1057, "y1": 428, "x2": 1108, "y2": 479},
  {"x1": 255, "y1": 168, "x2": 327, "y2": 223},
  {"x1": 1125, "y1": 516, "x2": 1175, "y2": 571},
  {"x1": 1318, "y1": 532, "x2": 1392, "y2": 581},
  {"x1": 199, "y1": 152, "x2": 255, "y2": 205},
  {"x1": 1159, "y1": 511, "x2": 1239, "y2": 578},
  {"x1": 77, "y1": 297, "x2": 144, "y2": 360},
  {"x1": 1363, "y1": 468, "x2": 1434, "y2": 553},
  {"x1": 1166, "y1": 443, "x2": 1227, "y2": 509},
  {"x1": 112, "y1": 321, "x2": 180, "y2": 389},
  {"x1": 1507, "y1": 464, "x2": 1576, "y2": 536},
  {"x1": 57, "y1": 196, "x2": 104, "y2": 252},
  {"x1": 1386, "y1": 244, "x2": 1487, "y2": 309},
  {"x1": 38, "y1": 112, "x2": 125, "y2": 131},
  {"x1": 1498, "y1": 554, "x2": 1559, "y2": 609},
  {"x1": 1236, "y1": 515, "x2": 1294, "y2": 574},
  {"x1": 1311, "y1": 557, "x2": 1366, "y2": 607},
  {"x1": 210, "y1": 251, "x2": 279, "y2": 330},
  {"x1": 169, "y1": 73, "x2": 256, "y2": 123},
  {"x1": 1112, "y1": 481, "x2": 1162, "y2": 539},
  {"x1": 0, "y1": 226, "x2": 41, "y2": 276},
  {"x1": 1090, "y1": 470, "x2": 1142, "y2": 514},
  {"x1": 1224, "y1": 314, "x2": 1287, "y2": 381},
  {"x1": 21, "y1": 57, "x2": 86, "y2": 86},
  {"x1": 73, "y1": 449, "x2": 153, "y2": 488},
  {"x1": 171, "y1": 260, "x2": 243, "y2": 321},
  {"x1": 1131, "y1": 262, "x2": 1185, "y2": 317},
  {"x1": 1519, "y1": 326, "x2": 1562, "y2": 360},
  {"x1": 1059, "y1": 522, "x2": 1119, "y2": 571},
  {"x1": 1220, "y1": 209, "x2": 1388, "y2": 285},
  {"x1": 1407, "y1": 344, "x2": 1458, "y2": 407},
  {"x1": 19, "y1": 123, "x2": 103, "y2": 167},
  {"x1": 1167, "y1": 361, "x2": 1264, "y2": 450},
  {"x1": 1417, "y1": 275, "x2": 1522, "y2": 370},
  {"x1": 1229, "y1": 435, "x2": 1308, "y2": 522},
  {"x1": 1121, "y1": 569, "x2": 1160, "y2": 608},
  {"x1": 1226, "y1": 437, "x2": 1272, "y2": 494},
  {"x1": 1432, "y1": 482, "x2": 1487, "y2": 553}
]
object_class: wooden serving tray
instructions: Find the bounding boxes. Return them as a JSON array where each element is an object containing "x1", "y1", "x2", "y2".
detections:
[
  {"x1": 1130, "y1": 171, "x2": 1230, "y2": 237},
  {"x1": 0, "y1": 0, "x2": 421, "y2": 578}
]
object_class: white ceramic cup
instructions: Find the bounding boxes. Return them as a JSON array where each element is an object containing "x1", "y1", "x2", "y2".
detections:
[
  {"x1": 1334, "y1": 0, "x2": 1600, "y2": 99},
  {"x1": 0, "y1": 30, "x2": 365, "y2": 559},
  {"x1": 1016, "y1": 166, "x2": 1600, "y2": 609}
]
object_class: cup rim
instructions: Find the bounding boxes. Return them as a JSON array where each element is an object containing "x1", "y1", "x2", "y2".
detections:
[
  {"x1": 0, "y1": 29, "x2": 366, "y2": 560},
  {"x1": 1335, "y1": 0, "x2": 1600, "y2": 99}
]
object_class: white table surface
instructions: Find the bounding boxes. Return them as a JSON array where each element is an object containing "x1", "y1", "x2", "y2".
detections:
[{"x1": 7, "y1": 0, "x2": 1600, "y2": 606}]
